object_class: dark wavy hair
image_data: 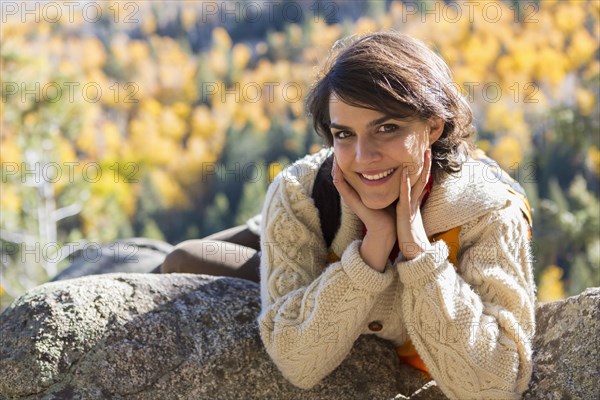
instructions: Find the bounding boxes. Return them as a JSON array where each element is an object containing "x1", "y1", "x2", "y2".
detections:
[{"x1": 306, "y1": 31, "x2": 475, "y2": 178}]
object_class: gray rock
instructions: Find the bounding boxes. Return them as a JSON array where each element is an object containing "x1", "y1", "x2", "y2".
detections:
[
  {"x1": 523, "y1": 287, "x2": 600, "y2": 399},
  {"x1": 0, "y1": 274, "x2": 443, "y2": 400},
  {"x1": 1, "y1": 275, "x2": 598, "y2": 400},
  {"x1": 50, "y1": 238, "x2": 173, "y2": 281}
]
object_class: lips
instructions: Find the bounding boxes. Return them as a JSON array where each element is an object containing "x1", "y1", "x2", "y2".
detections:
[
  {"x1": 356, "y1": 168, "x2": 398, "y2": 186},
  {"x1": 359, "y1": 168, "x2": 396, "y2": 181}
]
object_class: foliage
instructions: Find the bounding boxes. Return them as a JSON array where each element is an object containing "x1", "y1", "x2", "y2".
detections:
[{"x1": 1, "y1": 0, "x2": 599, "y2": 308}]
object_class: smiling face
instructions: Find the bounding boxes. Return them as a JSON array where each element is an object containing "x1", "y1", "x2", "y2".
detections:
[{"x1": 330, "y1": 94, "x2": 444, "y2": 209}]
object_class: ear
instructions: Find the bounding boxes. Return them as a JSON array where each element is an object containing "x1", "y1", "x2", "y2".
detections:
[{"x1": 427, "y1": 117, "x2": 444, "y2": 145}]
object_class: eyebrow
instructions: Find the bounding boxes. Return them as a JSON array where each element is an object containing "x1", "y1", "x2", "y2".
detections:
[{"x1": 329, "y1": 115, "x2": 394, "y2": 130}]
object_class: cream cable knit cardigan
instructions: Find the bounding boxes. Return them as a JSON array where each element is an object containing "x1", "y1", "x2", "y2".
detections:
[{"x1": 257, "y1": 148, "x2": 536, "y2": 400}]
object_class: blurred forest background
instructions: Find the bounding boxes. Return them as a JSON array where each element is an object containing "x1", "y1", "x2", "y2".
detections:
[{"x1": 1, "y1": 0, "x2": 599, "y2": 310}]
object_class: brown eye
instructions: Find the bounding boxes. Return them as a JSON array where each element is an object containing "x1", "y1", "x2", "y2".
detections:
[
  {"x1": 378, "y1": 124, "x2": 399, "y2": 133},
  {"x1": 333, "y1": 130, "x2": 351, "y2": 139}
]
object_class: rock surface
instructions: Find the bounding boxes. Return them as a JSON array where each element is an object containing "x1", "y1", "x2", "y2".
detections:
[
  {"x1": 523, "y1": 287, "x2": 600, "y2": 400},
  {"x1": 50, "y1": 238, "x2": 172, "y2": 281},
  {"x1": 0, "y1": 274, "x2": 443, "y2": 400},
  {"x1": 0, "y1": 274, "x2": 598, "y2": 400}
]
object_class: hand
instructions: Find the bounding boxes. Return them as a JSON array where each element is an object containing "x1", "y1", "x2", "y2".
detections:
[
  {"x1": 395, "y1": 148, "x2": 433, "y2": 260},
  {"x1": 331, "y1": 156, "x2": 396, "y2": 271}
]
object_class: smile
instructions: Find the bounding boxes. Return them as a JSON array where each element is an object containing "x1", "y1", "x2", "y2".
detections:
[{"x1": 360, "y1": 168, "x2": 396, "y2": 181}]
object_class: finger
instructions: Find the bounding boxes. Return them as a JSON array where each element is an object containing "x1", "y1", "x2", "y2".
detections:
[
  {"x1": 410, "y1": 149, "x2": 432, "y2": 210},
  {"x1": 423, "y1": 147, "x2": 432, "y2": 183},
  {"x1": 397, "y1": 165, "x2": 411, "y2": 214},
  {"x1": 413, "y1": 150, "x2": 431, "y2": 189},
  {"x1": 332, "y1": 168, "x2": 375, "y2": 224},
  {"x1": 331, "y1": 155, "x2": 337, "y2": 177},
  {"x1": 331, "y1": 156, "x2": 345, "y2": 188},
  {"x1": 331, "y1": 155, "x2": 344, "y2": 187},
  {"x1": 331, "y1": 157, "x2": 363, "y2": 209},
  {"x1": 415, "y1": 187, "x2": 428, "y2": 213}
]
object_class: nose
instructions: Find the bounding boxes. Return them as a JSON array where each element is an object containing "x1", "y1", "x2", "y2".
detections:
[{"x1": 355, "y1": 136, "x2": 382, "y2": 163}]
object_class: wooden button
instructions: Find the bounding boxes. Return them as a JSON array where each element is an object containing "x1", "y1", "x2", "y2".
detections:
[{"x1": 368, "y1": 321, "x2": 383, "y2": 332}]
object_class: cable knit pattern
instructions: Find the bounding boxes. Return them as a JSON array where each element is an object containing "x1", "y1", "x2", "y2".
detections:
[{"x1": 257, "y1": 148, "x2": 536, "y2": 398}]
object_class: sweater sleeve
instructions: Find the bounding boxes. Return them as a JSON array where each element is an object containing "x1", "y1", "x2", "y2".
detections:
[
  {"x1": 257, "y1": 173, "x2": 395, "y2": 389},
  {"x1": 396, "y1": 201, "x2": 536, "y2": 400}
]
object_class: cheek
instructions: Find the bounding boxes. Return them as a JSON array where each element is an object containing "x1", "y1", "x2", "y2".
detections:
[
  {"x1": 399, "y1": 152, "x2": 425, "y2": 185},
  {"x1": 333, "y1": 146, "x2": 352, "y2": 173},
  {"x1": 398, "y1": 150, "x2": 419, "y2": 173}
]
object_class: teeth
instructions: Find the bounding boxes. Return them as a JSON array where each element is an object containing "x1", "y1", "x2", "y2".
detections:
[{"x1": 361, "y1": 168, "x2": 395, "y2": 181}]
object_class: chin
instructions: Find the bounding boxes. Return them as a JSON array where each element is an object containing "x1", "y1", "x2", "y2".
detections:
[{"x1": 361, "y1": 197, "x2": 395, "y2": 210}]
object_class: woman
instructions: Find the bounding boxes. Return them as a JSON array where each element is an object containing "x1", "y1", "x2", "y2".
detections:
[
  {"x1": 257, "y1": 32, "x2": 535, "y2": 399},
  {"x1": 162, "y1": 31, "x2": 536, "y2": 399}
]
